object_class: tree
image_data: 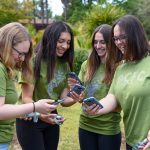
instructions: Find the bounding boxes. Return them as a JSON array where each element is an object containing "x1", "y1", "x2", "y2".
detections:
[
  {"x1": 0, "y1": 0, "x2": 33, "y2": 26},
  {"x1": 74, "y1": 3, "x2": 125, "y2": 49},
  {"x1": 121, "y1": 0, "x2": 150, "y2": 38},
  {"x1": 33, "y1": 0, "x2": 52, "y2": 23},
  {"x1": 65, "y1": 0, "x2": 94, "y2": 23}
]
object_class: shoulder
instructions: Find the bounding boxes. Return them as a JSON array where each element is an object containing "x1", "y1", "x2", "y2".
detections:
[
  {"x1": 0, "y1": 62, "x2": 7, "y2": 75},
  {"x1": 81, "y1": 60, "x2": 88, "y2": 68}
]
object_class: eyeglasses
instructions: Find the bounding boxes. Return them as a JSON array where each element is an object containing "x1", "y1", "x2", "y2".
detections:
[
  {"x1": 112, "y1": 34, "x2": 127, "y2": 43},
  {"x1": 13, "y1": 47, "x2": 27, "y2": 58}
]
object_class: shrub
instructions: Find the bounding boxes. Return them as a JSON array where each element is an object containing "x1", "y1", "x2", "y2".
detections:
[{"x1": 74, "y1": 48, "x2": 89, "y2": 74}]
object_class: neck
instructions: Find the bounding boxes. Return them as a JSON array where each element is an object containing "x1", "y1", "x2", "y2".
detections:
[{"x1": 100, "y1": 56, "x2": 106, "y2": 64}]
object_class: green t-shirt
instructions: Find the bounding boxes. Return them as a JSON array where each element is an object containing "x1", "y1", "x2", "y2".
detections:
[
  {"x1": 109, "y1": 56, "x2": 150, "y2": 148},
  {"x1": 79, "y1": 61, "x2": 121, "y2": 135},
  {"x1": 33, "y1": 59, "x2": 69, "y2": 101},
  {"x1": 0, "y1": 63, "x2": 18, "y2": 144}
]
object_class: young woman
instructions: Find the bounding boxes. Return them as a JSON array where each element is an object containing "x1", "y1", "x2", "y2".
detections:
[
  {"x1": 0, "y1": 22, "x2": 57, "y2": 150},
  {"x1": 83, "y1": 15, "x2": 150, "y2": 150},
  {"x1": 77, "y1": 24, "x2": 121, "y2": 150},
  {"x1": 16, "y1": 21, "x2": 79, "y2": 150}
]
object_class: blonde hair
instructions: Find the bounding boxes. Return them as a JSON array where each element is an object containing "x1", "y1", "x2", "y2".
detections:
[{"x1": 0, "y1": 22, "x2": 33, "y2": 81}]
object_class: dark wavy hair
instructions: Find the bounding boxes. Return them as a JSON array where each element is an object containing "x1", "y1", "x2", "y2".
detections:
[
  {"x1": 34, "y1": 21, "x2": 74, "y2": 82},
  {"x1": 104, "y1": 15, "x2": 150, "y2": 85},
  {"x1": 84, "y1": 24, "x2": 112, "y2": 82}
]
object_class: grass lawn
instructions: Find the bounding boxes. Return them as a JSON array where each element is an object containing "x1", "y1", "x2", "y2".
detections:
[{"x1": 10, "y1": 103, "x2": 126, "y2": 150}]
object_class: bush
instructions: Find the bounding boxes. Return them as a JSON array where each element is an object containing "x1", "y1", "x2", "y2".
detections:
[{"x1": 74, "y1": 48, "x2": 89, "y2": 74}]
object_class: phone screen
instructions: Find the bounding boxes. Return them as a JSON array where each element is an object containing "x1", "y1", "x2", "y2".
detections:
[{"x1": 83, "y1": 97, "x2": 103, "y2": 108}]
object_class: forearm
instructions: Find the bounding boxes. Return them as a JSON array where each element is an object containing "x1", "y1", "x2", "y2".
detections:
[
  {"x1": 0, "y1": 103, "x2": 34, "y2": 120},
  {"x1": 84, "y1": 93, "x2": 118, "y2": 116},
  {"x1": 61, "y1": 97, "x2": 77, "y2": 107},
  {"x1": 97, "y1": 94, "x2": 118, "y2": 115}
]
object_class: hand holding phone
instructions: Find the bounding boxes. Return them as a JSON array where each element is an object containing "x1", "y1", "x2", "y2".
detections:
[
  {"x1": 83, "y1": 97, "x2": 103, "y2": 109},
  {"x1": 24, "y1": 112, "x2": 40, "y2": 123},
  {"x1": 68, "y1": 72, "x2": 83, "y2": 85},
  {"x1": 52, "y1": 99, "x2": 65, "y2": 105},
  {"x1": 132, "y1": 138, "x2": 149, "y2": 150},
  {"x1": 67, "y1": 84, "x2": 85, "y2": 97},
  {"x1": 54, "y1": 115, "x2": 64, "y2": 125}
]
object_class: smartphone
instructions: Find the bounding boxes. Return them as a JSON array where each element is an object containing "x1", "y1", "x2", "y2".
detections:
[
  {"x1": 132, "y1": 138, "x2": 149, "y2": 150},
  {"x1": 67, "y1": 84, "x2": 85, "y2": 97},
  {"x1": 83, "y1": 97, "x2": 103, "y2": 108},
  {"x1": 24, "y1": 112, "x2": 40, "y2": 123},
  {"x1": 52, "y1": 99, "x2": 65, "y2": 105},
  {"x1": 54, "y1": 115, "x2": 64, "y2": 125},
  {"x1": 24, "y1": 112, "x2": 40, "y2": 118},
  {"x1": 68, "y1": 72, "x2": 83, "y2": 85}
]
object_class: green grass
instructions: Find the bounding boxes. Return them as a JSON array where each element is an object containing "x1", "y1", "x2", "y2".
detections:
[{"x1": 58, "y1": 103, "x2": 81, "y2": 150}]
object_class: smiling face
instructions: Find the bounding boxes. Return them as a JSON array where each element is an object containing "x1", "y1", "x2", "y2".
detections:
[
  {"x1": 94, "y1": 32, "x2": 106, "y2": 61},
  {"x1": 113, "y1": 24, "x2": 127, "y2": 54},
  {"x1": 12, "y1": 40, "x2": 30, "y2": 66},
  {"x1": 56, "y1": 32, "x2": 71, "y2": 57}
]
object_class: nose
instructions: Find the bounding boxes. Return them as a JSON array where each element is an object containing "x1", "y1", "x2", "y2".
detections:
[
  {"x1": 19, "y1": 55, "x2": 25, "y2": 61},
  {"x1": 115, "y1": 39, "x2": 122, "y2": 44},
  {"x1": 62, "y1": 42, "x2": 68, "y2": 49},
  {"x1": 96, "y1": 42, "x2": 102, "y2": 49}
]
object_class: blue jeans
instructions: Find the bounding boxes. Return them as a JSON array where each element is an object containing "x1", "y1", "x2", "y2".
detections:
[{"x1": 0, "y1": 143, "x2": 9, "y2": 150}]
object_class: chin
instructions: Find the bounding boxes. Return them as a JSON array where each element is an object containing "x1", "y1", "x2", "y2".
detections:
[
  {"x1": 57, "y1": 53, "x2": 64, "y2": 57},
  {"x1": 15, "y1": 62, "x2": 23, "y2": 70},
  {"x1": 98, "y1": 53, "x2": 106, "y2": 57}
]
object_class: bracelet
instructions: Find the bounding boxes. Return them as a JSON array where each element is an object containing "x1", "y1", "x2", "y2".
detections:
[{"x1": 32, "y1": 102, "x2": 35, "y2": 112}]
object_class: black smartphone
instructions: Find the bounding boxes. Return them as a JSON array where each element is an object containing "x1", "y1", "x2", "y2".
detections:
[
  {"x1": 67, "y1": 84, "x2": 85, "y2": 97},
  {"x1": 52, "y1": 99, "x2": 65, "y2": 105},
  {"x1": 68, "y1": 72, "x2": 83, "y2": 85},
  {"x1": 83, "y1": 97, "x2": 103, "y2": 108}
]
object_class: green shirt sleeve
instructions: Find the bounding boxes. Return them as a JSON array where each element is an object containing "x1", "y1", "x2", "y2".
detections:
[
  {"x1": 0, "y1": 63, "x2": 7, "y2": 96},
  {"x1": 78, "y1": 60, "x2": 87, "y2": 82}
]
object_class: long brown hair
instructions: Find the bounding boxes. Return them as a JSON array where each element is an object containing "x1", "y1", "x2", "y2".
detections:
[
  {"x1": 104, "y1": 15, "x2": 150, "y2": 85},
  {"x1": 0, "y1": 22, "x2": 33, "y2": 81},
  {"x1": 34, "y1": 21, "x2": 74, "y2": 82},
  {"x1": 84, "y1": 24, "x2": 112, "y2": 82}
]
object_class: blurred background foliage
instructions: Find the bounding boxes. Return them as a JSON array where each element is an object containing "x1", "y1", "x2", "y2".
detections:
[{"x1": 0, "y1": 0, "x2": 150, "y2": 73}]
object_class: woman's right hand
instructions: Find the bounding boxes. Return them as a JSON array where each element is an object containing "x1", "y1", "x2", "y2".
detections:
[
  {"x1": 34, "y1": 99, "x2": 57, "y2": 114},
  {"x1": 67, "y1": 77, "x2": 78, "y2": 89},
  {"x1": 82, "y1": 102, "x2": 101, "y2": 116}
]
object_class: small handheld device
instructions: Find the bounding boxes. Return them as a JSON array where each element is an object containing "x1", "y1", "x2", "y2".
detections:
[
  {"x1": 68, "y1": 72, "x2": 83, "y2": 85},
  {"x1": 52, "y1": 99, "x2": 65, "y2": 105},
  {"x1": 83, "y1": 97, "x2": 103, "y2": 108},
  {"x1": 132, "y1": 138, "x2": 149, "y2": 150},
  {"x1": 67, "y1": 84, "x2": 85, "y2": 97},
  {"x1": 24, "y1": 112, "x2": 40, "y2": 123},
  {"x1": 54, "y1": 115, "x2": 63, "y2": 125}
]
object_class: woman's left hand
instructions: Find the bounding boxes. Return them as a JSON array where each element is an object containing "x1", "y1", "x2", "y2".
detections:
[
  {"x1": 39, "y1": 114, "x2": 57, "y2": 124},
  {"x1": 143, "y1": 130, "x2": 150, "y2": 150},
  {"x1": 138, "y1": 130, "x2": 150, "y2": 150}
]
